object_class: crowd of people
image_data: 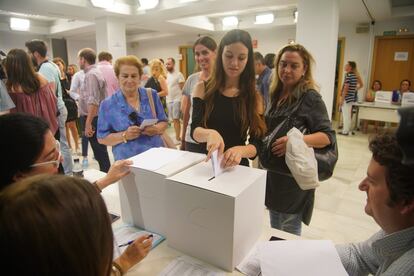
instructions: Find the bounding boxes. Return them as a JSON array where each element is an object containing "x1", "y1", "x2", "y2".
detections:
[{"x1": 0, "y1": 28, "x2": 413, "y2": 275}]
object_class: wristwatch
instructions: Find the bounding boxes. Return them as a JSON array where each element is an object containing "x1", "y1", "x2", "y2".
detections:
[{"x1": 122, "y1": 131, "x2": 128, "y2": 143}]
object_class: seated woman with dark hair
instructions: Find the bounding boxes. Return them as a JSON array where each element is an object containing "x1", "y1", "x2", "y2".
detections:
[
  {"x1": 0, "y1": 113, "x2": 130, "y2": 190},
  {"x1": 0, "y1": 174, "x2": 152, "y2": 275}
]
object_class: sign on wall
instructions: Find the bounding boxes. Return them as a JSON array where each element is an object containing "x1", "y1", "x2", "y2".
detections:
[{"x1": 394, "y1": 51, "x2": 409, "y2": 61}]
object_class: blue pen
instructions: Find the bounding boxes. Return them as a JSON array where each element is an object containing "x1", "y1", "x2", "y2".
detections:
[
  {"x1": 118, "y1": 234, "x2": 153, "y2": 247},
  {"x1": 118, "y1": 240, "x2": 134, "y2": 247}
]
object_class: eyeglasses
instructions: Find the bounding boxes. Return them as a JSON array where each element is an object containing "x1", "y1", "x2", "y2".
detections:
[
  {"x1": 128, "y1": 112, "x2": 140, "y2": 126},
  {"x1": 30, "y1": 140, "x2": 61, "y2": 168}
]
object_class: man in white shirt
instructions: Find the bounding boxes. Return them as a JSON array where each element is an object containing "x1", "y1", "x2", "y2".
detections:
[
  {"x1": 166, "y1": 57, "x2": 185, "y2": 142},
  {"x1": 336, "y1": 133, "x2": 414, "y2": 275}
]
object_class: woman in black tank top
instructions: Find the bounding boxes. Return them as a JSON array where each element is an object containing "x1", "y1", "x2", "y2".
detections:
[{"x1": 190, "y1": 29, "x2": 266, "y2": 168}]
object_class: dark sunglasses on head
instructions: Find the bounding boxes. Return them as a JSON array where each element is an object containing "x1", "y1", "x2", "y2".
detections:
[{"x1": 128, "y1": 111, "x2": 140, "y2": 126}]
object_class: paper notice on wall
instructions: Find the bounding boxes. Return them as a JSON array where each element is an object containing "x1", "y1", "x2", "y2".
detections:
[{"x1": 394, "y1": 51, "x2": 408, "y2": 61}]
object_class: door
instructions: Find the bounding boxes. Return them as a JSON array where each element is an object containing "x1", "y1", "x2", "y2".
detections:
[
  {"x1": 179, "y1": 46, "x2": 196, "y2": 79},
  {"x1": 370, "y1": 35, "x2": 414, "y2": 90}
]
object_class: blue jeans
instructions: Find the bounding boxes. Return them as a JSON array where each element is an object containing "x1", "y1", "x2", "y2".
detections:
[
  {"x1": 80, "y1": 115, "x2": 110, "y2": 172},
  {"x1": 269, "y1": 209, "x2": 302, "y2": 235},
  {"x1": 58, "y1": 105, "x2": 73, "y2": 174}
]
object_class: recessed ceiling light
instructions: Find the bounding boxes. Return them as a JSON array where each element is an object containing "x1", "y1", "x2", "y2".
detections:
[
  {"x1": 138, "y1": 0, "x2": 159, "y2": 10},
  {"x1": 10, "y1": 17, "x2": 30, "y2": 31},
  {"x1": 255, "y1": 13, "x2": 274, "y2": 25},
  {"x1": 90, "y1": 0, "x2": 114, "y2": 9},
  {"x1": 222, "y1": 16, "x2": 238, "y2": 27}
]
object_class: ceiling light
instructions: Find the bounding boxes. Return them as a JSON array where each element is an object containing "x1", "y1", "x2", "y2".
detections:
[
  {"x1": 138, "y1": 0, "x2": 159, "y2": 10},
  {"x1": 179, "y1": 0, "x2": 199, "y2": 3},
  {"x1": 255, "y1": 13, "x2": 274, "y2": 24},
  {"x1": 10, "y1": 17, "x2": 30, "y2": 31},
  {"x1": 90, "y1": 0, "x2": 114, "y2": 9},
  {"x1": 222, "y1": 16, "x2": 238, "y2": 27},
  {"x1": 294, "y1": 10, "x2": 298, "y2": 23}
]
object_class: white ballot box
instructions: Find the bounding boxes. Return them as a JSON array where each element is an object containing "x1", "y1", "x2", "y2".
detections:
[
  {"x1": 119, "y1": 148, "x2": 205, "y2": 236},
  {"x1": 165, "y1": 161, "x2": 266, "y2": 271}
]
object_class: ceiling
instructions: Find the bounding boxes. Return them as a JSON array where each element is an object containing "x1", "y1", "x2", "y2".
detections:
[{"x1": 0, "y1": 0, "x2": 413, "y2": 42}]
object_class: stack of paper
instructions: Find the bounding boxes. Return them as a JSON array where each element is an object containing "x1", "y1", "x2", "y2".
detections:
[
  {"x1": 259, "y1": 240, "x2": 347, "y2": 276},
  {"x1": 159, "y1": 255, "x2": 226, "y2": 276}
]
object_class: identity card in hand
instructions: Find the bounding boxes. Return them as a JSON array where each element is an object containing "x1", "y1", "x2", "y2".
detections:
[{"x1": 139, "y1": 118, "x2": 158, "y2": 129}]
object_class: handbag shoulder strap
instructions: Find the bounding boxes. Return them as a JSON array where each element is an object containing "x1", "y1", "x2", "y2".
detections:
[{"x1": 146, "y1": 88, "x2": 157, "y2": 119}]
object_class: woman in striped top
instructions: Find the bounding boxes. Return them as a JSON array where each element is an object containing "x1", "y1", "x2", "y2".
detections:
[{"x1": 339, "y1": 61, "x2": 363, "y2": 135}]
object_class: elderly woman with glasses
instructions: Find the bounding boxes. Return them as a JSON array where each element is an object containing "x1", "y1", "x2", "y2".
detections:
[{"x1": 97, "y1": 56, "x2": 168, "y2": 161}]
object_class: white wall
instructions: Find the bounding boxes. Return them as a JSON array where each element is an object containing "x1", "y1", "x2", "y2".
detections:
[
  {"x1": 338, "y1": 22, "x2": 371, "y2": 93},
  {"x1": 127, "y1": 26, "x2": 296, "y2": 69},
  {"x1": 66, "y1": 39, "x2": 96, "y2": 65},
  {"x1": 0, "y1": 31, "x2": 47, "y2": 55}
]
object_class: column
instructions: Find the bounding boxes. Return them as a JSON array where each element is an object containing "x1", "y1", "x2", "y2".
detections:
[
  {"x1": 95, "y1": 17, "x2": 127, "y2": 61},
  {"x1": 296, "y1": 0, "x2": 339, "y2": 119}
]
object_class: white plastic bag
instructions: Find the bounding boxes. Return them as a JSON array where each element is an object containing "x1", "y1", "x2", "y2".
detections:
[{"x1": 285, "y1": 127, "x2": 319, "y2": 190}]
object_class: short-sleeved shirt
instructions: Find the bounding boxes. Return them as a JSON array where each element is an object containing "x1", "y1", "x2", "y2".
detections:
[
  {"x1": 166, "y1": 71, "x2": 185, "y2": 103},
  {"x1": 256, "y1": 66, "x2": 272, "y2": 108},
  {"x1": 38, "y1": 61, "x2": 65, "y2": 110},
  {"x1": 97, "y1": 61, "x2": 119, "y2": 97},
  {"x1": 9, "y1": 83, "x2": 59, "y2": 134},
  {"x1": 97, "y1": 88, "x2": 167, "y2": 160},
  {"x1": 343, "y1": 72, "x2": 358, "y2": 103},
  {"x1": 0, "y1": 81, "x2": 15, "y2": 112},
  {"x1": 182, "y1": 72, "x2": 201, "y2": 144},
  {"x1": 80, "y1": 65, "x2": 107, "y2": 116}
]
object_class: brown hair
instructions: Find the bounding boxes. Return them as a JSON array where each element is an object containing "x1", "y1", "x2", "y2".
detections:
[
  {"x1": 78, "y1": 48, "x2": 96, "y2": 65},
  {"x1": 369, "y1": 134, "x2": 414, "y2": 206},
  {"x1": 25, "y1": 39, "x2": 47, "y2": 57},
  {"x1": 0, "y1": 174, "x2": 113, "y2": 275},
  {"x1": 5, "y1": 48, "x2": 40, "y2": 94},
  {"x1": 203, "y1": 29, "x2": 266, "y2": 138},
  {"x1": 98, "y1": 51, "x2": 113, "y2": 62},
  {"x1": 53, "y1": 57, "x2": 66, "y2": 75},
  {"x1": 114, "y1": 55, "x2": 143, "y2": 77},
  {"x1": 270, "y1": 43, "x2": 318, "y2": 106}
]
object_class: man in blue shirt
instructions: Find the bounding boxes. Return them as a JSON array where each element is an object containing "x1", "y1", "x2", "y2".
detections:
[
  {"x1": 254, "y1": 52, "x2": 272, "y2": 109},
  {"x1": 25, "y1": 39, "x2": 73, "y2": 174}
]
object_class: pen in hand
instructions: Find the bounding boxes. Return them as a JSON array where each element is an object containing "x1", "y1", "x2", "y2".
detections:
[{"x1": 118, "y1": 234, "x2": 153, "y2": 247}]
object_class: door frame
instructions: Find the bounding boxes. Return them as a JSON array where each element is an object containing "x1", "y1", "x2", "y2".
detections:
[
  {"x1": 334, "y1": 37, "x2": 346, "y2": 121},
  {"x1": 179, "y1": 45, "x2": 193, "y2": 79}
]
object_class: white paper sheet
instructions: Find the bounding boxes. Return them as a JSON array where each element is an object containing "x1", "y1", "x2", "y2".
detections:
[
  {"x1": 113, "y1": 225, "x2": 164, "y2": 258},
  {"x1": 211, "y1": 150, "x2": 224, "y2": 178},
  {"x1": 236, "y1": 241, "x2": 264, "y2": 276},
  {"x1": 159, "y1": 255, "x2": 225, "y2": 276},
  {"x1": 139, "y1": 118, "x2": 158, "y2": 129},
  {"x1": 259, "y1": 240, "x2": 348, "y2": 276},
  {"x1": 128, "y1": 147, "x2": 185, "y2": 171}
]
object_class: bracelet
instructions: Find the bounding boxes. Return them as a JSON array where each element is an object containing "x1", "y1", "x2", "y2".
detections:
[
  {"x1": 111, "y1": 261, "x2": 124, "y2": 276},
  {"x1": 122, "y1": 131, "x2": 127, "y2": 144},
  {"x1": 92, "y1": 181, "x2": 102, "y2": 193}
]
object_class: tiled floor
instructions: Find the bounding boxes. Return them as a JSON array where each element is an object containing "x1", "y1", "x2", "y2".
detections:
[{"x1": 81, "y1": 124, "x2": 385, "y2": 245}]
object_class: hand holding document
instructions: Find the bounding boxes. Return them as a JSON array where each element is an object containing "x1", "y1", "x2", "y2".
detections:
[{"x1": 139, "y1": 118, "x2": 158, "y2": 129}]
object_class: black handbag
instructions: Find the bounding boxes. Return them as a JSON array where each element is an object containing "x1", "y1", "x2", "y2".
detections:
[{"x1": 259, "y1": 96, "x2": 338, "y2": 181}]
